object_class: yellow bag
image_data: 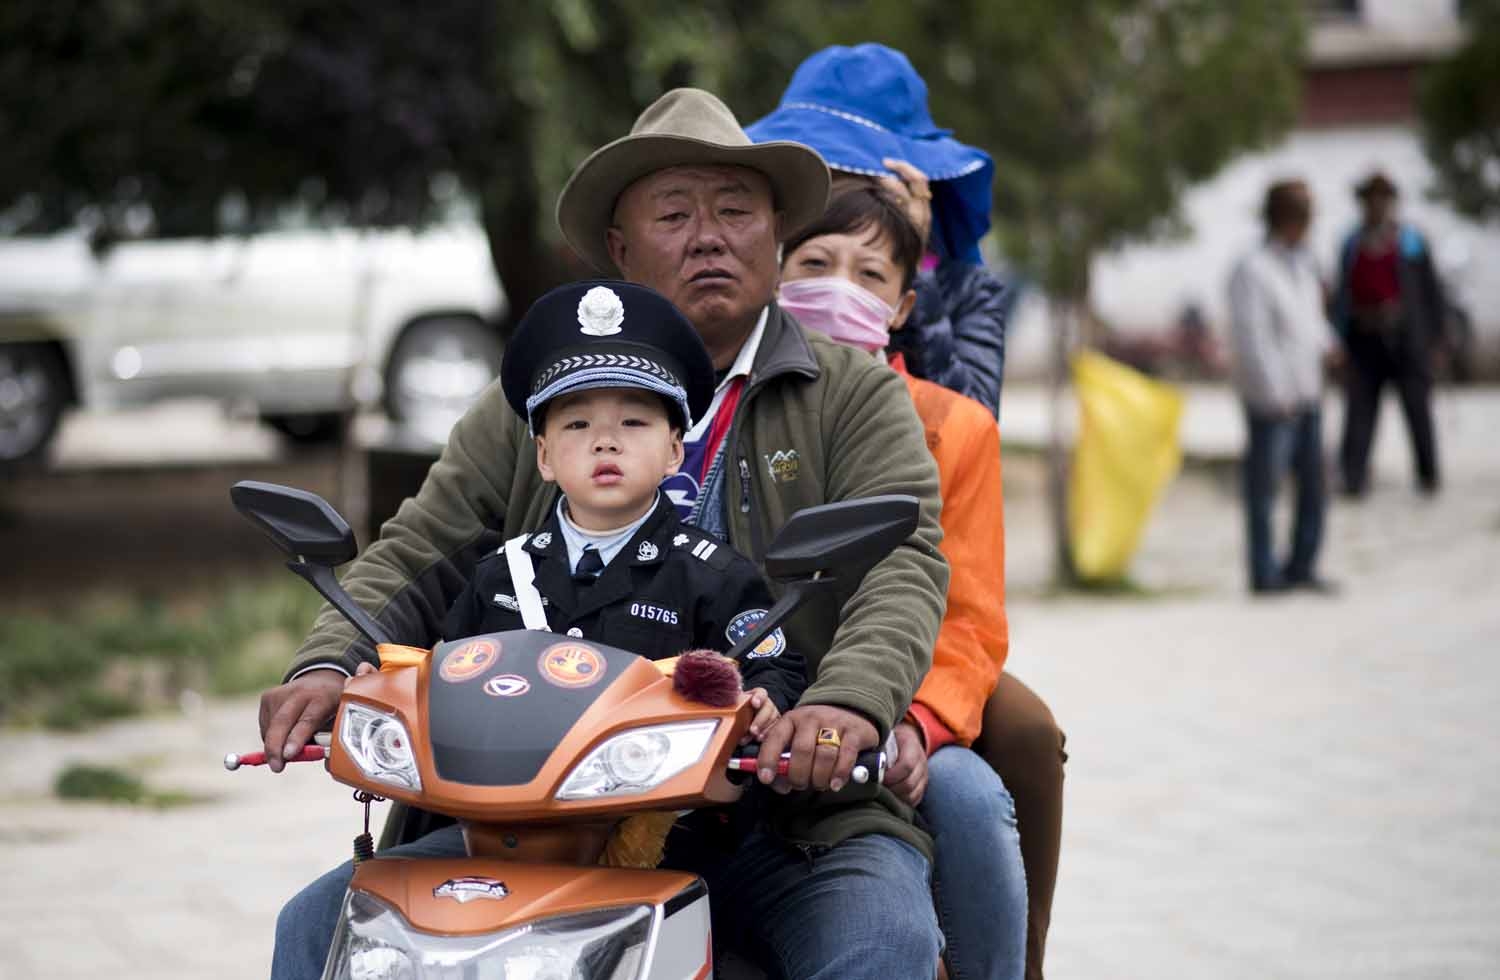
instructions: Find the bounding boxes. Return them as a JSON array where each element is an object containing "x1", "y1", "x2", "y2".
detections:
[{"x1": 1068, "y1": 351, "x2": 1184, "y2": 581}]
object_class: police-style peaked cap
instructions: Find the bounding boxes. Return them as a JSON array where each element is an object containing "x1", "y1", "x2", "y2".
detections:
[{"x1": 501, "y1": 281, "x2": 715, "y2": 432}]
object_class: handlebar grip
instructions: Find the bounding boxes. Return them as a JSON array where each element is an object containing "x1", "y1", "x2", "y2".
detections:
[
  {"x1": 724, "y1": 746, "x2": 887, "y2": 795},
  {"x1": 849, "y1": 747, "x2": 885, "y2": 785},
  {"x1": 224, "y1": 745, "x2": 327, "y2": 770}
]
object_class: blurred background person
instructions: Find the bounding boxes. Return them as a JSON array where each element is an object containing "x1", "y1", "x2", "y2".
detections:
[
  {"x1": 749, "y1": 44, "x2": 1064, "y2": 980},
  {"x1": 1227, "y1": 179, "x2": 1338, "y2": 596},
  {"x1": 1332, "y1": 171, "x2": 1448, "y2": 498}
]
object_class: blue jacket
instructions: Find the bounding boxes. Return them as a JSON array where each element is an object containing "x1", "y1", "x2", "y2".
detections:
[{"x1": 890, "y1": 261, "x2": 1013, "y2": 418}]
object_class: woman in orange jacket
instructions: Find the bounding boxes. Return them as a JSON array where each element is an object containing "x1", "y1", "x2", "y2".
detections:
[{"x1": 779, "y1": 185, "x2": 1024, "y2": 980}]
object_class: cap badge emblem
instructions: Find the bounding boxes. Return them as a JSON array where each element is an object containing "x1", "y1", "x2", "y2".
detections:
[
  {"x1": 637, "y1": 540, "x2": 660, "y2": 562},
  {"x1": 577, "y1": 286, "x2": 625, "y2": 336}
]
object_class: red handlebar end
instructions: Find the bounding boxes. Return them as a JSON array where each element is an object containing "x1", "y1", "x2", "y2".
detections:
[{"x1": 224, "y1": 746, "x2": 325, "y2": 771}]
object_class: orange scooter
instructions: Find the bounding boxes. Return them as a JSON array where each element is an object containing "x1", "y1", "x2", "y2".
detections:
[{"x1": 226, "y1": 481, "x2": 914, "y2": 980}]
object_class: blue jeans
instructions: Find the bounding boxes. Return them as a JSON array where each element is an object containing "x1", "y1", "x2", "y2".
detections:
[
  {"x1": 696, "y1": 827, "x2": 941, "y2": 979},
  {"x1": 272, "y1": 823, "x2": 940, "y2": 980},
  {"x1": 1243, "y1": 406, "x2": 1326, "y2": 590},
  {"x1": 921, "y1": 746, "x2": 1027, "y2": 980}
]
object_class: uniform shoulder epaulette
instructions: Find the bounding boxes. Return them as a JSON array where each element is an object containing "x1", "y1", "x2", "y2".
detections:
[
  {"x1": 475, "y1": 547, "x2": 507, "y2": 567},
  {"x1": 669, "y1": 529, "x2": 733, "y2": 571}
]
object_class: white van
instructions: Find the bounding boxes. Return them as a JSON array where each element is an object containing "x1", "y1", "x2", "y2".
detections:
[{"x1": 0, "y1": 222, "x2": 505, "y2": 463}]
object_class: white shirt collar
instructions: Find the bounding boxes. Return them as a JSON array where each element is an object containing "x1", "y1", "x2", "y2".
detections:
[
  {"x1": 555, "y1": 495, "x2": 656, "y2": 574},
  {"x1": 723, "y1": 306, "x2": 769, "y2": 384}
]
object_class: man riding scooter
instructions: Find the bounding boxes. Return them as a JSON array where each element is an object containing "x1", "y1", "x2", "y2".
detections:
[{"x1": 258, "y1": 88, "x2": 950, "y2": 978}]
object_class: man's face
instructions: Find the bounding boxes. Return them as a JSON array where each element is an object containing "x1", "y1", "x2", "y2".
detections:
[
  {"x1": 607, "y1": 165, "x2": 782, "y2": 356},
  {"x1": 1363, "y1": 190, "x2": 1397, "y2": 226},
  {"x1": 535, "y1": 388, "x2": 683, "y2": 531}
]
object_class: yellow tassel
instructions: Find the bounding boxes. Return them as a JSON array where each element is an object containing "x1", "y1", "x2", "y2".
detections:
[{"x1": 600, "y1": 811, "x2": 678, "y2": 869}]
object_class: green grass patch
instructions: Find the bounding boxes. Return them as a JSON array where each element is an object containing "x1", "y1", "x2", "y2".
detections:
[
  {"x1": 53, "y1": 763, "x2": 205, "y2": 809},
  {"x1": 1, "y1": 578, "x2": 323, "y2": 730}
]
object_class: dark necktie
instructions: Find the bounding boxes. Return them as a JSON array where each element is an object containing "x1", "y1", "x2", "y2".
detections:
[{"x1": 573, "y1": 546, "x2": 604, "y2": 584}]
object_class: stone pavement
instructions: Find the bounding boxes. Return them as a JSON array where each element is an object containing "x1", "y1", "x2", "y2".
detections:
[
  {"x1": 3, "y1": 387, "x2": 1498, "y2": 978},
  {"x1": 999, "y1": 383, "x2": 1500, "y2": 977}
]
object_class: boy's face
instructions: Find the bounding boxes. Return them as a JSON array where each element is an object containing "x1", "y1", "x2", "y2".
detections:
[
  {"x1": 782, "y1": 229, "x2": 916, "y2": 330},
  {"x1": 535, "y1": 388, "x2": 684, "y2": 530}
]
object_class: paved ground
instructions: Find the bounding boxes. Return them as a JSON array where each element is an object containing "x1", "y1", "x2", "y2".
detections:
[
  {"x1": 2, "y1": 388, "x2": 1497, "y2": 978},
  {"x1": 999, "y1": 385, "x2": 1500, "y2": 978}
]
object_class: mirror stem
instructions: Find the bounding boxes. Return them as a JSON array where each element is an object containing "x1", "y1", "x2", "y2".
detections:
[
  {"x1": 288, "y1": 559, "x2": 394, "y2": 649},
  {"x1": 723, "y1": 577, "x2": 831, "y2": 661}
]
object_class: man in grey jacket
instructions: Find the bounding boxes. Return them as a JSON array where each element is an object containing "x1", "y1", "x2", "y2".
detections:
[
  {"x1": 262, "y1": 88, "x2": 949, "y2": 980},
  {"x1": 1227, "y1": 179, "x2": 1339, "y2": 595}
]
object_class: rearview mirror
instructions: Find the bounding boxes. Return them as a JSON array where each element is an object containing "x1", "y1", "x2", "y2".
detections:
[
  {"x1": 230, "y1": 480, "x2": 392, "y2": 647},
  {"x1": 763, "y1": 494, "x2": 920, "y2": 581},
  {"x1": 230, "y1": 481, "x2": 357, "y2": 566}
]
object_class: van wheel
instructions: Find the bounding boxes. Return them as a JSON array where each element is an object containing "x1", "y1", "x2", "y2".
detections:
[
  {"x1": 262, "y1": 412, "x2": 345, "y2": 444},
  {"x1": 0, "y1": 343, "x2": 68, "y2": 464},
  {"x1": 384, "y1": 317, "x2": 503, "y2": 440}
]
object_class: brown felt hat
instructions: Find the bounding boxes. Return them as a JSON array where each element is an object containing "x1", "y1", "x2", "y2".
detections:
[{"x1": 556, "y1": 88, "x2": 830, "y2": 274}]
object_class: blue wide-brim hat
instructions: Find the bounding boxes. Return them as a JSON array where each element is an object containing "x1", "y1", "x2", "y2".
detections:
[{"x1": 746, "y1": 43, "x2": 995, "y2": 263}]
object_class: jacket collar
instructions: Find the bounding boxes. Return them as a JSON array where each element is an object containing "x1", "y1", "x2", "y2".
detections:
[{"x1": 750, "y1": 302, "x2": 822, "y2": 387}]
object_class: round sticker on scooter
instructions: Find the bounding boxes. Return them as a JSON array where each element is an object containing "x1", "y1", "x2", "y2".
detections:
[
  {"x1": 483, "y1": 674, "x2": 531, "y2": 698},
  {"x1": 538, "y1": 642, "x2": 606, "y2": 689},
  {"x1": 726, "y1": 609, "x2": 786, "y2": 659},
  {"x1": 439, "y1": 639, "x2": 500, "y2": 683}
]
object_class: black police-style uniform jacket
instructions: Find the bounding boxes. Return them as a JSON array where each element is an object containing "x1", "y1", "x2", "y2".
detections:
[{"x1": 442, "y1": 492, "x2": 805, "y2": 713}]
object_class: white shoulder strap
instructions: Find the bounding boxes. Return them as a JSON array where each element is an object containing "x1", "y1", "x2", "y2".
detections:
[{"x1": 503, "y1": 535, "x2": 551, "y2": 632}]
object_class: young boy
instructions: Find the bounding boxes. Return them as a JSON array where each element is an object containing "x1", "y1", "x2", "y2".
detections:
[
  {"x1": 270, "y1": 281, "x2": 798, "y2": 980},
  {"x1": 442, "y1": 279, "x2": 803, "y2": 726},
  {"x1": 778, "y1": 187, "x2": 1025, "y2": 980}
]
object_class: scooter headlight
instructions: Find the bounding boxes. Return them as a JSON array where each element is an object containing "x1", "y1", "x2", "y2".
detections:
[
  {"x1": 327, "y1": 890, "x2": 652, "y2": 980},
  {"x1": 556, "y1": 721, "x2": 719, "y2": 801},
  {"x1": 340, "y1": 703, "x2": 422, "y2": 792}
]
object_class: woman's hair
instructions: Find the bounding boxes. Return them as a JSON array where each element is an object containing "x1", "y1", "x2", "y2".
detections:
[{"x1": 783, "y1": 186, "x2": 924, "y2": 290}]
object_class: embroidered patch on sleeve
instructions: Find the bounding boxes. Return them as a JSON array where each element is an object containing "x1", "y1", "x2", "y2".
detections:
[{"x1": 725, "y1": 609, "x2": 786, "y2": 659}]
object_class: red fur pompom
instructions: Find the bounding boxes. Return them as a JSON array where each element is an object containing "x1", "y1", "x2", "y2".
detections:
[{"x1": 672, "y1": 649, "x2": 742, "y2": 707}]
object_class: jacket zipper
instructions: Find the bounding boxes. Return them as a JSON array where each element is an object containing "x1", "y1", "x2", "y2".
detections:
[
  {"x1": 738, "y1": 456, "x2": 752, "y2": 514},
  {"x1": 727, "y1": 373, "x2": 774, "y2": 562}
]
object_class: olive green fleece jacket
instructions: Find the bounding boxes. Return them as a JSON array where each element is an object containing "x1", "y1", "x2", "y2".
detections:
[{"x1": 287, "y1": 303, "x2": 948, "y2": 858}]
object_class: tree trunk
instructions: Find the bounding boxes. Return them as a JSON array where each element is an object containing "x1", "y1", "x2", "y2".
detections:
[
  {"x1": 1046, "y1": 297, "x2": 1078, "y2": 586},
  {"x1": 476, "y1": 113, "x2": 568, "y2": 336}
]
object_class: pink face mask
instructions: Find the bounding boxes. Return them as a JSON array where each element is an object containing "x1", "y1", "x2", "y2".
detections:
[{"x1": 777, "y1": 276, "x2": 896, "y2": 353}]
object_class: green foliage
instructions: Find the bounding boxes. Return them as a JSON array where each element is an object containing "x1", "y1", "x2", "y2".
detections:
[
  {"x1": 1420, "y1": 0, "x2": 1500, "y2": 220},
  {"x1": 0, "y1": 579, "x2": 323, "y2": 730},
  {"x1": 53, "y1": 762, "x2": 204, "y2": 808},
  {"x1": 54, "y1": 763, "x2": 148, "y2": 803},
  {"x1": 0, "y1": 1, "x2": 1305, "y2": 308},
  {"x1": 42, "y1": 690, "x2": 138, "y2": 732},
  {"x1": 819, "y1": 1, "x2": 1305, "y2": 297}
]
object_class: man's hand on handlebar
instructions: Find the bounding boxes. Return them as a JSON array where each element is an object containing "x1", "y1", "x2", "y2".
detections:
[
  {"x1": 257, "y1": 669, "x2": 347, "y2": 772},
  {"x1": 756, "y1": 704, "x2": 879, "y2": 794}
]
